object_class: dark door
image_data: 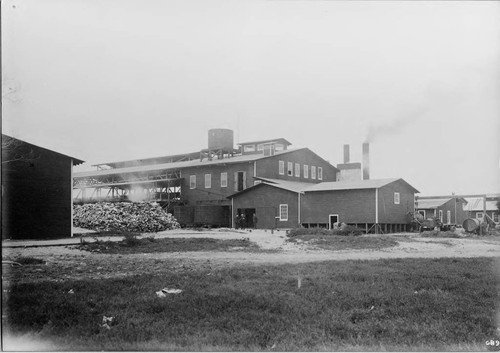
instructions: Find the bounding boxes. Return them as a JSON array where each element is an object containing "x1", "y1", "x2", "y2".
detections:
[{"x1": 329, "y1": 215, "x2": 339, "y2": 229}]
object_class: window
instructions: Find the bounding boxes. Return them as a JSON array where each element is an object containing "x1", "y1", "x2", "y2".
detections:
[
  {"x1": 234, "y1": 171, "x2": 246, "y2": 192},
  {"x1": 279, "y1": 161, "x2": 284, "y2": 175},
  {"x1": 493, "y1": 213, "x2": 499, "y2": 222},
  {"x1": 244, "y1": 145, "x2": 255, "y2": 152},
  {"x1": 394, "y1": 192, "x2": 400, "y2": 205},
  {"x1": 275, "y1": 143, "x2": 284, "y2": 151},
  {"x1": 476, "y1": 212, "x2": 484, "y2": 219},
  {"x1": 318, "y1": 167, "x2": 323, "y2": 180},
  {"x1": 439, "y1": 210, "x2": 443, "y2": 222},
  {"x1": 189, "y1": 175, "x2": 196, "y2": 189},
  {"x1": 287, "y1": 162, "x2": 293, "y2": 176},
  {"x1": 257, "y1": 144, "x2": 264, "y2": 151},
  {"x1": 311, "y1": 166, "x2": 316, "y2": 179},
  {"x1": 304, "y1": 165, "x2": 309, "y2": 178},
  {"x1": 220, "y1": 172, "x2": 227, "y2": 188},
  {"x1": 205, "y1": 174, "x2": 211, "y2": 188},
  {"x1": 417, "y1": 210, "x2": 426, "y2": 218},
  {"x1": 295, "y1": 163, "x2": 300, "y2": 177},
  {"x1": 264, "y1": 144, "x2": 275, "y2": 156},
  {"x1": 279, "y1": 204, "x2": 288, "y2": 221},
  {"x1": 447, "y1": 210, "x2": 451, "y2": 224}
]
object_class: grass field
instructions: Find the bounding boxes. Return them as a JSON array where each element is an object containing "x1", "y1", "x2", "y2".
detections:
[{"x1": 3, "y1": 257, "x2": 500, "y2": 351}]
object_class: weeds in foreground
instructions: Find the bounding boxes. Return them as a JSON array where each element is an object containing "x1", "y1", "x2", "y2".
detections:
[
  {"x1": 287, "y1": 234, "x2": 398, "y2": 251},
  {"x1": 4, "y1": 258, "x2": 499, "y2": 351},
  {"x1": 288, "y1": 226, "x2": 365, "y2": 237},
  {"x1": 76, "y1": 237, "x2": 260, "y2": 254},
  {"x1": 12, "y1": 257, "x2": 45, "y2": 265}
]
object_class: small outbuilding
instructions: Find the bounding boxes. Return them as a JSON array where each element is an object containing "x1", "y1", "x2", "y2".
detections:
[
  {"x1": 415, "y1": 197, "x2": 469, "y2": 225},
  {"x1": 2, "y1": 135, "x2": 84, "y2": 239}
]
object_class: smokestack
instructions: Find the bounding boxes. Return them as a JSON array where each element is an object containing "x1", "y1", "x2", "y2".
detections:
[
  {"x1": 362, "y1": 142, "x2": 370, "y2": 180},
  {"x1": 343, "y1": 144, "x2": 350, "y2": 163}
]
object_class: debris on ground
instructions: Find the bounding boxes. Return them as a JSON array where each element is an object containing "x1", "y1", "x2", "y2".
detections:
[
  {"x1": 101, "y1": 316, "x2": 115, "y2": 330},
  {"x1": 156, "y1": 288, "x2": 183, "y2": 297},
  {"x1": 68, "y1": 289, "x2": 75, "y2": 294}
]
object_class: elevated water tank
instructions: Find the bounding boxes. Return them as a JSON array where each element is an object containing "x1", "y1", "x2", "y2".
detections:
[{"x1": 208, "y1": 128, "x2": 234, "y2": 150}]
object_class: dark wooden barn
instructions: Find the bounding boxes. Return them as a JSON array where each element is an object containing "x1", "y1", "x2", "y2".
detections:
[{"x1": 2, "y1": 135, "x2": 84, "y2": 239}]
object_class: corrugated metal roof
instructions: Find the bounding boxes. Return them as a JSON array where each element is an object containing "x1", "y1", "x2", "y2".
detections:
[
  {"x1": 74, "y1": 148, "x2": 303, "y2": 179},
  {"x1": 464, "y1": 198, "x2": 498, "y2": 212},
  {"x1": 303, "y1": 178, "x2": 403, "y2": 192},
  {"x1": 237, "y1": 138, "x2": 292, "y2": 146}
]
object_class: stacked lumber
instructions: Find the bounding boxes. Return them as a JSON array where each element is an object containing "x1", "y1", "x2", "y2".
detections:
[{"x1": 73, "y1": 202, "x2": 180, "y2": 232}]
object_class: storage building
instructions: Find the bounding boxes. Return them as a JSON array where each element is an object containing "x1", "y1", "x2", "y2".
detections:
[{"x1": 2, "y1": 135, "x2": 84, "y2": 239}]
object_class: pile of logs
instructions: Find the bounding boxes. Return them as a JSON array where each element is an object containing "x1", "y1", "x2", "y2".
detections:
[{"x1": 73, "y1": 202, "x2": 180, "y2": 232}]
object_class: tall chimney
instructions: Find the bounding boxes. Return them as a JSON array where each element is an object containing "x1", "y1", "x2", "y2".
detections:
[
  {"x1": 343, "y1": 144, "x2": 350, "y2": 163},
  {"x1": 362, "y1": 142, "x2": 370, "y2": 180}
]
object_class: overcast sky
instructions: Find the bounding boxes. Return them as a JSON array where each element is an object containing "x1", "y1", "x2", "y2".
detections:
[{"x1": 2, "y1": 0, "x2": 499, "y2": 196}]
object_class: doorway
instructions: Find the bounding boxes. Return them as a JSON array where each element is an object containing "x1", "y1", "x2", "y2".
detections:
[
  {"x1": 237, "y1": 208, "x2": 256, "y2": 228},
  {"x1": 329, "y1": 214, "x2": 339, "y2": 229}
]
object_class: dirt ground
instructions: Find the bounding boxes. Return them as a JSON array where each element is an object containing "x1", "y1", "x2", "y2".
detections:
[{"x1": 2, "y1": 229, "x2": 500, "y2": 283}]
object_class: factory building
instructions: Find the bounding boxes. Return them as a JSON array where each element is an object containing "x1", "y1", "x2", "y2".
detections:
[{"x1": 74, "y1": 129, "x2": 418, "y2": 232}]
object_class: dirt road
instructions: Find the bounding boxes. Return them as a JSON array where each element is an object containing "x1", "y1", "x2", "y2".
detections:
[{"x1": 3, "y1": 229, "x2": 500, "y2": 283}]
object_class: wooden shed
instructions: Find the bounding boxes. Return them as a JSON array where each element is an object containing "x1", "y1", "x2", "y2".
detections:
[
  {"x1": 1, "y1": 135, "x2": 84, "y2": 239},
  {"x1": 228, "y1": 177, "x2": 419, "y2": 233},
  {"x1": 415, "y1": 197, "x2": 469, "y2": 225}
]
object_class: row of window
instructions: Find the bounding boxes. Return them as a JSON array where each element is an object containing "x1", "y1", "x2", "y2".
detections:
[
  {"x1": 189, "y1": 171, "x2": 247, "y2": 191},
  {"x1": 279, "y1": 161, "x2": 323, "y2": 180},
  {"x1": 190, "y1": 173, "x2": 228, "y2": 189}
]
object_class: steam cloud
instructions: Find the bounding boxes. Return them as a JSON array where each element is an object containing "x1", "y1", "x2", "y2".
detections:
[{"x1": 365, "y1": 105, "x2": 427, "y2": 143}]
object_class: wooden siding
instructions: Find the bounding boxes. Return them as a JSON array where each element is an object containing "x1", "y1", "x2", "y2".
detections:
[
  {"x1": 2, "y1": 142, "x2": 73, "y2": 239},
  {"x1": 301, "y1": 180, "x2": 416, "y2": 225},
  {"x1": 377, "y1": 180, "x2": 415, "y2": 224},
  {"x1": 301, "y1": 189, "x2": 376, "y2": 224},
  {"x1": 256, "y1": 149, "x2": 338, "y2": 183},
  {"x1": 180, "y1": 162, "x2": 254, "y2": 205},
  {"x1": 232, "y1": 184, "x2": 299, "y2": 229}
]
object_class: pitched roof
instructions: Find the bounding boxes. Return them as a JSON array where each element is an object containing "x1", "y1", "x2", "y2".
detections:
[
  {"x1": 303, "y1": 178, "x2": 419, "y2": 193},
  {"x1": 228, "y1": 177, "x2": 419, "y2": 198},
  {"x1": 227, "y1": 178, "x2": 313, "y2": 198},
  {"x1": 416, "y1": 197, "x2": 468, "y2": 209},
  {"x1": 254, "y1": 177, "x2": 317, "y2": 193},
  {"x1": 2, "y1": 134, "x2": 84, "y2": 166},
  {"x1": 74, "y1": 148, "x2": 304, "y2": 179},
  {"x1": 416, "y1": 199, "x2": 448, "y2": 209}
]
